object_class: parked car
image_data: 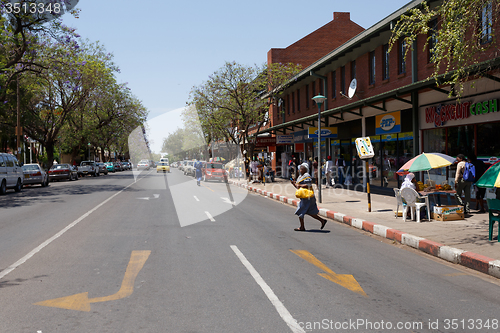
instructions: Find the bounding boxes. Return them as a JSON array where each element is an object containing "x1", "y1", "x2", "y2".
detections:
[
  {"x1": 78, "y1": 161, "x2": 100, "y2": 177},
  {"x1": 22, "y1": 163, "x2": 49, "y2": 187},
  {"x1": 156, "y1": 161, "x2": 170, "y2": 173},
  {"x1": 137, "y1": 159, "x2": 150, "y2": 170},
  {"x1": 0, "y1": 153, "x2": 23, "y2": 194},
  {"x1": 202, "y1": 162, "x2": 227, "y2": 182},
  {"x1": 121, "y1": 161, "x2": 132, "y2": 170},
  {"x1": 96, "y1": 162, "x2": 109, "y2": 175},
  {"x1": 48, "y1": 163, "x2": 79, "y2": 181},
  {"x1": 105, "y1": 162, "x2": 116, "y2": 173},
  {"x1": 114, "y1": 161, "x2": 123, "y2": 171},
  {"x1": 183, "y1": 161, "x2": 195, "y2": 176}
]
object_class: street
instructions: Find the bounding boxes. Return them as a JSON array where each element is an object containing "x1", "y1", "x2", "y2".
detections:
[{"x1": 1, "y1": 169, "x2": 500, "y2": 333}]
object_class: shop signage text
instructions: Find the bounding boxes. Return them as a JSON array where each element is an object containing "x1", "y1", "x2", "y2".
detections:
[
  {"x1": 308, "y1": 127, "x2": 338, "y2": 138},
  {"x1": 255, "y1": 137, "x2": 276, "y2": 148},
  {"x1": 375, "y1": 111, "x2": 401, "y2": 135},
  {"x1": 276, "y1": 135, "x2": 294, "y2": 144},
  {"x1": 470, "y1": 98, "x2": 499, "y2": 115},
  {"x1": 425, "y1": 102, "x2": 471, "y2": 127}
]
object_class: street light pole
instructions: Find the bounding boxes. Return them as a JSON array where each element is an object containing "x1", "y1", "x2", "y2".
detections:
[
  {"x1": 16, "y1": 75, "x2": 21, "y2": 161},
  {"x1": 312, "y1": 95, "x2": 326, "y2": 203}
]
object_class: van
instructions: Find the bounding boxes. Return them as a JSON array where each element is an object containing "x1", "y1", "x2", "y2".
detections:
[{"x1": 0, "y1": 153, "x2": 24, "y2": 194}]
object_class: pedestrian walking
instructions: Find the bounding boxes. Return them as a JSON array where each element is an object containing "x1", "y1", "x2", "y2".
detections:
[
  {"x1": 288, "y1": 157, "x2": 297, "y2": 180},
  {"x1": 291, "y1": 163, "x2": 328, "y2": 231},
  {"x1": 325, "y1": 156, "x2": 334, "y2": 188},
  {"x1": 455, "y1": 154, "x2": 473, "y2": 214},
  {"x1": 313, "y1": 157, "x2": 319, "y2": 185},
  {"x1": 470, "y1": 154, "x2": 487, "y2": 213},
  {"x1": 194, "y1": 159, "x2": 203, "y2": 186}
]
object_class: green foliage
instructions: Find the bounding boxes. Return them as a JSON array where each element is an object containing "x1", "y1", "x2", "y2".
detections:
[
  {"x1": 390, "y1": 0, "x2": 499, "y2": 94},
  {"x1": 187, "y1": 61, "x2": 301, "y2": 158}
]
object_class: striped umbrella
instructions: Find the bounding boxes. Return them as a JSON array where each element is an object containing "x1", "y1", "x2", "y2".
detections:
[
  {"x1": 396, "y1": 153, "x2": 456, "y2": 175},
  {"x1": 476, "y1": 161, "x2": 500, "y2": 188}
]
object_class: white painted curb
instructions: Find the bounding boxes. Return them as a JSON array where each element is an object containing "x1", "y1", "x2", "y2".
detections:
[
  {"x1": 489, "y1": 260, "x2": 500, "y2": 279},
  {"x1": 334, "y1": 213, "x2": 345, "y2": 223},
  {"x1": 373, "y1": 225, "x2": 390, "y2": 238},
  {"x1": 401, "y1": 234, "x2": 424, "y2": 249},
  {"x1": 351, "y1": 218, "x2": 363, "y2": 229},
  {"x1": 438, "y1": 246, "x2": 464, "y2": 264}
]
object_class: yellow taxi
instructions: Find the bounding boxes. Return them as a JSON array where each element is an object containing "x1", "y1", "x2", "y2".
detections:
[{"x1": 156, "y1": 161, "x2": 170, "y2": 173}]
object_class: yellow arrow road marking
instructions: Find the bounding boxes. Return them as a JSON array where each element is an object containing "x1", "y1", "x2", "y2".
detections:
[
  {"x1": 34, "y1": 250, "x2": 151, "y2": 312},
  {"x1": 290, "y1": 250, "x2": 367, "y2": 297}
]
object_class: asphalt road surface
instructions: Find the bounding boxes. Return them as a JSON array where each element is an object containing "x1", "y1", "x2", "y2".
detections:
[{"x1": 1, "y1": 168, "x2": 500, "y2": 333}]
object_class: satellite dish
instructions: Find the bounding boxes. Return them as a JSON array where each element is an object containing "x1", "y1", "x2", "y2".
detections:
[{"x1": 348, "y1": 79, "x2": 357, "y2": 99}]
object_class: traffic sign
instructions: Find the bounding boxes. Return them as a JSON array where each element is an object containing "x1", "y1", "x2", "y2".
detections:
[{"x1": 355, "y1": 137, "x2": 375, "y2": 159}]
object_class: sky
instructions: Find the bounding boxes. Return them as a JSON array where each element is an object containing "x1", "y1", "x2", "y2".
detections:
[{"x1": 63, "y1": 0, "x2": 411, "y2": 153}]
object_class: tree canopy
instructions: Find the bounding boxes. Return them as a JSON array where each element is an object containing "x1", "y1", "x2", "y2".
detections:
[{"x1": 390, "y1": 0, "x2": 499, "y2": 95}]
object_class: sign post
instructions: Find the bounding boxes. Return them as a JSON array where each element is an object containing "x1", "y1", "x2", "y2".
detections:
[{"x1": 355, "y1": 137, "x2": 375, "y2": 212}]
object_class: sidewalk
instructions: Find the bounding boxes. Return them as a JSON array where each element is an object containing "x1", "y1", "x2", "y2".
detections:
[{"x1": 230, "y1": 177, "x2": 500, "y2": 279}]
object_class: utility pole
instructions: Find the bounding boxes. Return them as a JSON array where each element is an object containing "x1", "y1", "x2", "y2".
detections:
[{"x1": 16, "y1": 75, "x2": 21, "y2": 161}]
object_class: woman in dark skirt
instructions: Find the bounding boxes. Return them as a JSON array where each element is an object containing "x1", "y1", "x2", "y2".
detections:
[{"x1": 291, "y1": 163, "x2": 328, "y2": 231}]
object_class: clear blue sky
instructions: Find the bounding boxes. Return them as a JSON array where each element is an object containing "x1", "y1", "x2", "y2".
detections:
[{"x1": 64, "y1": 0, "x2": 411, "y2": 122}]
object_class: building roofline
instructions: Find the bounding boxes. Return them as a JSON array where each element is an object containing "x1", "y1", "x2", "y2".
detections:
[
  {"x1": 261, "y1": 57, "x2": 500, "y2": 134},
  {"x1": 263, "y1": 0, "x2": 427, "y2": 98}
]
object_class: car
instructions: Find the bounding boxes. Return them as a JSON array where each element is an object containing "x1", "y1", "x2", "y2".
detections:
[
  {"x1": 137, "y1": 159, "x2": 150, "y2": 170},
  {"x1": 156, "y1": 161, "x2": 170, "y2": 173},
  {"x1": 105, "y1": 162, "x2": 116, "y2": 173},
  {"x1": 202, "y1": 162, "x2": 228, "y2": 182},
  {"x1": 96, "y1": 162, "x2": 109, "y2": 175},
  {"x1": 0, "y1": 153, "x2": 23, "y2": 194},
  {"x1": 183, "y1": 161, "x2": 195, "y2": 176},
  {"x1": 78, "y1": 161, "x2": 100, "y2": 177},
  {"x1": 48, "y1": 163, "x2": 79, "y2": 181},
  {"x1": 113, "y1": 161, "x2": 123, "y2": 171},
  {"x1": 121, "y1": 161, "x2": 132, "y2": 170},
  {"x1": 22, "y1": 163, "x2": 49, "y2": 187}
]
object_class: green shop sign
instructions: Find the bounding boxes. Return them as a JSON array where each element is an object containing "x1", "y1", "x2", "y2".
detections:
[{"x1": 470, "y1": 98, "x2": 499, "y2": 115}]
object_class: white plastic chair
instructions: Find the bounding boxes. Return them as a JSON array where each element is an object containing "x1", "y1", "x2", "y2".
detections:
[
  {"x1": 393, "y1": 188, "x2": 405, "y2": 218},
  {"x1": 401, "y1": 187, "x2": 431, "y2": 222}
]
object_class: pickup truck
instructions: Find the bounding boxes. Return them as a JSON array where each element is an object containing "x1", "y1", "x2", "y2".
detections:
[{"x1": 77, "y1": 161, "x2": 100, "y2": 177}]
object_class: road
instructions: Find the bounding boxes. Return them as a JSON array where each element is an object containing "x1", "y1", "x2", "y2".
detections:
[{"x1": 1, "y1": 168, "x2": 500, "y2": 332}]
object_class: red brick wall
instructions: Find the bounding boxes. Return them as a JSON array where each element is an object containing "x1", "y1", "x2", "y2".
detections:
[
  {"x1": 267, "y1": 12, "x2": 364, "y2": 69},
  {"x1": 271, "y1": 7, "x2": 500, "y2": 126}
]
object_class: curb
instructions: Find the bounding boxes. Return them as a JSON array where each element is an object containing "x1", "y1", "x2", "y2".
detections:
[{"x1": 231, "y1": 180, "x2": 500, "y2": 279}]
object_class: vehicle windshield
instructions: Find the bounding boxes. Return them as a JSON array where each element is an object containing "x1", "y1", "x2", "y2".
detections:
[
  {"x1": 22, "y1": 165, "x2": 40, "y2": 171},
  {"x1": 158, "y1": 162, "x2": 169, "y2": 166},
  {"x1": 206, "y1": 163, "x2": 223, "y2": 169},
  {"x1": 50, "y1": 164, "x2": 69, "y2": 170},
  {"x1": 81, "y1": 162, "x2": 94, "y2": 166}
]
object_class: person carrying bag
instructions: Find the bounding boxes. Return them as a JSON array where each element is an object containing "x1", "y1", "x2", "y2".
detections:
[{"x1": 291, "y1": 163, "x2": 328, "y2": 231}]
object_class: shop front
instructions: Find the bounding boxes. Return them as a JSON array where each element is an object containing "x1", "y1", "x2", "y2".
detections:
[{"x1": 420, "y1": 93, "x2": 500, "y2": 198}]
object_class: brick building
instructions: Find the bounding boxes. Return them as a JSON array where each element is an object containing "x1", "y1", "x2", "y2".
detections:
[{"x1": 261, "y1": 0, "x2": 500, "y2": 195}]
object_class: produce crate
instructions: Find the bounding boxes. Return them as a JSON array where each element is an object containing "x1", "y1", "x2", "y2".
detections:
[
  {"x1": 433, "y1": 212, "x2": 465, "y2": 221},
  {"x1": 433, "y1": 205, "x2": 464, "y2": 215}
]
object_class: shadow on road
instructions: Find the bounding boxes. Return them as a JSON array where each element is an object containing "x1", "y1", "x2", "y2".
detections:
[{"x1": 0, "y1": 176, "x2": 141, "y2": 209}]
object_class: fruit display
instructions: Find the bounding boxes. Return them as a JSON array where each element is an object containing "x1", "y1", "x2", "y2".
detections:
[{"x1": 417, "y1": 181, "x2": 424, "y2": 191}]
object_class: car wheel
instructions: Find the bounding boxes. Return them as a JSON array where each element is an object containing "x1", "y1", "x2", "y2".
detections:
[
  {"x1": 0, "y1": 180, "x2": 6, "y2": 195},
  {"x1": 14, "y1": 178, "x2": 22, "y2": 192}
]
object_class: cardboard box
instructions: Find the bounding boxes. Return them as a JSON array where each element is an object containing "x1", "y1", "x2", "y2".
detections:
[
  {"x1": 433, "y1": 205, "x2": 464, "y2": 215},
  {"x1": 433, "y1": 212, "x2": 465, "y2": 221}
]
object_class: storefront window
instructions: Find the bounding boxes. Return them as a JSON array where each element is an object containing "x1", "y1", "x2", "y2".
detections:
[
  {"x1": 477, "y1": 122, "x2": 500, "y2": 157},
  {"x1": 423, "y1": 128, "x2": 446, "y2": 154},
  {"x1": 447, "y1": 125, "x2": 475, "y2": 157}
]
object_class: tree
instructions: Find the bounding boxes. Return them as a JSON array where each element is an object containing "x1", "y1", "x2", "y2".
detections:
[
  {"x1": 390, "y1": 0, "x2": 500, "y2": 94},
  {"x1": 188, "y1": 61, "x2": 301, "y2": 160}
]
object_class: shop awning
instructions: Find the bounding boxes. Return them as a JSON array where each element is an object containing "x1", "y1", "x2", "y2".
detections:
[{"x1": 261, "y1": 57, "x2": 500, "y2": 135}]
